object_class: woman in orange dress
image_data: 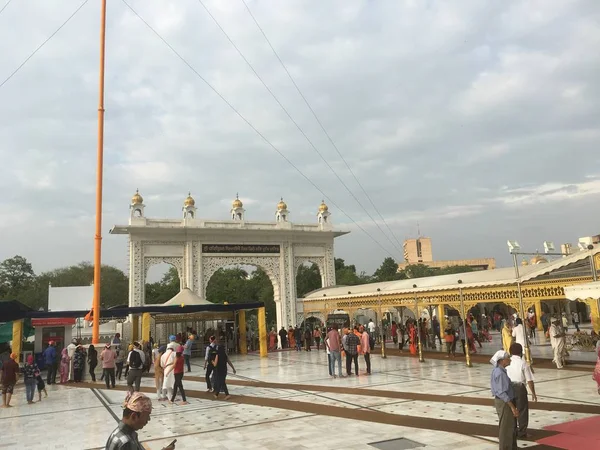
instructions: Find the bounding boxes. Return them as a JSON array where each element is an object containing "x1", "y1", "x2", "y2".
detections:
[
  {"x1": 268, "y1": 328, "x2": 277, "y2": 351},
  {"x1": 409, "y1": 323, "x2": 417, "y2": 355},
  {"x1": 288, "y1": 327, "x2": 296, "y2": 349}
]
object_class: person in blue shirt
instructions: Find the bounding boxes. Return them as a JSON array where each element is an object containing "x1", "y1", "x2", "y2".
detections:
[
  {"x1": 490, "y1": 350, "x2": 519, "y2": 450},
  {"x1": 43, "y1": 341, "x2": 58, "y2": 385},
  {"x1": 183, "y1": 335, "x2": 195, "y2": 373}
]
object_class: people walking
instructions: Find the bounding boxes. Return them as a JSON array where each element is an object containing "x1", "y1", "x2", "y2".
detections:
[
  {"x1": 507, "y1": 343, "x2": 537, "y2": 438},
  {"x1": 326, "y1": 325, "x2": 343, "y2": 378},
  {"x1": 212, "y1": 341, "x2": 236, "y2": 400},
  {"x1": 304, "y1": 327, "x2": 312, "y2": 351},
  {"x1": 43, "y1": 341, "x2": 58, "y2": 385},
  {"x1": 490, "y1": 350, "x2": 519, "y2": 450},
  {"x1": 170, "y1": 346, "x2": 189, "y2": 405},
  {"x1": 1, "y1": 353, "x2": 20, "y2": 408},
  {"x1": 359, "y1": 325, "x2": 371, "y2": 375},
  {"x1": 100, "y1": 343, "x2": 116, "y2": 389},
  {"x1": 126, "y1": 342, "x2": 145, "y2": 394},
  {"x1": 183, "y1": 335, "x2": 194, "y2": 373},
  {"x1": 60, "y1": 348, "x2": 71, "y2": 384},
  {"x1": 204, "y1": 335, "x2": 217, "y2": 392},
  {"x1": 550, "y1": 317, "x2": 566, "y2": 369},
  {"x1": 155, "y1": 346, "x2": 166, "y2": 401},
  {"x1": 22, "y1": 355, "x2": 38, "y2": 404},
  {"x1": 161, "y1": 336, "x2": 178, "y2": 400},
  {"x1": 88, "y1": 344, "x2": 98, "y2": 382},
  {"x1": 313, "y1": 327, "x2": 321, "y2": 350},
  {"x1": 343, "y1": 327, "x2": 360, "y2": 376}
]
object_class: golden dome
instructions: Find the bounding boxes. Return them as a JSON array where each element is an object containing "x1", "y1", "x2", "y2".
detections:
[
  {"x1": 530, "y1": 255, "x2": 548, "y2": 265},
  {"x1": 184, "y1": 192, "x2": 195, "y2": 207},
  {"x1": 131, "y1": 189, "x2": 143, "y2": 205},
  {"x1": 277, "y1": 197, "x2": 287, "y2": 210},
  {"x1": 521, "y1": 259, "x2": 529, "y2": 266},
  {"x1": 232, "y1": 194, "x2": 243, "y2": 209},
  {"x1": 318, "y1": 200, "x2": 328, "y2": 212}
]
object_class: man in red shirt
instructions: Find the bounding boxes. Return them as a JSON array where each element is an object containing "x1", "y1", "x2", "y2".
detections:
[
  {"x1": 326, "y1": 325, "x2": 343, "y2": 378},
  {"x1": 1, "y1": 353, "x2": 20, "y2": 408}
]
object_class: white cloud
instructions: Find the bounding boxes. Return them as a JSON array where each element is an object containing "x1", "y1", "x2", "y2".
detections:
[{"x1": 0, "y1": 0, "x2": 599, "y2": 276}]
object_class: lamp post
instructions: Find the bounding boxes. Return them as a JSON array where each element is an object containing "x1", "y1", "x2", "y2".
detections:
[
  {"x1": 458, "y1": 280, "x2": 472, "y2": 368},
  {"x1": 377, "y1": 289, "x2": 386, "y2": 359},
  {"x1": 413, "y1": 284, "x2": 424, "y2": 363}
]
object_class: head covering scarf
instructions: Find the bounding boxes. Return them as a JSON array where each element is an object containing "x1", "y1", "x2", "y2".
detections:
[
  {"x1": 123, "y1": 392, "x2": 153, "y2": 413},
  {"x1": 62, "y1": 348, "x2": 68, "y2": 356},
  {"x1": 490, "y1": 350, "x2": 509, "y2": 367},
  {"x1": 169, "y1": 335, "x2": 176, "y2": 342},
  {"x1": 10, "y1": 353, "x2": 17, "y2": 360},
  {"x1": 26, "y1": 355, "x2": 34, "y2": 365}
]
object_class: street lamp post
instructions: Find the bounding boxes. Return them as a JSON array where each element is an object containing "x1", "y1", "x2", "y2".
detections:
[
  {"x1": 413, "y1": 285, "x2": 424, "y2": 363},
  {"x1": 458, "y1": 280, "x2": 472, "y2": 368},
  {"x1": 377, "y1": 289, "x2": 386, "y2": 359}
]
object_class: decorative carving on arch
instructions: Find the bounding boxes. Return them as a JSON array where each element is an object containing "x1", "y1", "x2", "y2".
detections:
[
  {"x1": 144, "y1": 257, "x2": 184, "y2": 284},
  {"x1": 202, "y1": 256, "x2": 281, "y2": 294},
  {"x1": 294, "y1": 257, "x2": 325, "y2": 278}
]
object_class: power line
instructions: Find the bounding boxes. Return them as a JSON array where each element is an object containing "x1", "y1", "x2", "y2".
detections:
[
  {"x1": 240, "y1": 0, "x2": 406, "y2": 253},
  {"x1": 197, "y1": 0, "x2": 404, "y2": 258},
  {"x1": 0, "y1": 0, "x2": 12, "y2": 16},
  {"x1": 120, "y1": 0, "x2": 397, "y2": 260},
  {"x1": 0, "y1": 0, "x2": 90, "y2": 90}
]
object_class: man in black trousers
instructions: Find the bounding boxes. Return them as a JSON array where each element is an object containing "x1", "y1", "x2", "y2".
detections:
[{"x1": 203, "y1": 335, "x2": 217, "y2": 392}]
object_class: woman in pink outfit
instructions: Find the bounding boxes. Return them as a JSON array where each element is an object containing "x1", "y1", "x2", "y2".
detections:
[
  {"x1": 59, "y1": 348, "x2": 70, "y2": 383},
  {"x1": 593, "y1": 341, "x2": 600, "y2": 395}
]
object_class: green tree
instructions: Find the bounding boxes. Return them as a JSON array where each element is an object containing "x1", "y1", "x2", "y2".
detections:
[
  {"x1": 402, "y1": 263, "x2": 436, "y2": 279},
  {"x1": 438, "y1": 265, "x2": 477, "y2": 275},
  {"x1": 334, "y1": 258, "x2": 371, "y2": 285},
  {"x1": 0, "y1": 255, "x2": 36, "y2": 297},
  {"x1": 145, "y1": 266, "x2": 180, "y2": 304},
  {"x1": 373, "y1": 257, "x2": 403, "y2": 282},
  {"x1": 296, "y1": 263, "x2": 321, "y2": 297},
  {"x1": 39, "y1": 262, "x2": 129, "y2": 309}
]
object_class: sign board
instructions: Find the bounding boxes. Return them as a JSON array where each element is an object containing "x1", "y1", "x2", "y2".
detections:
[
  {"x1": 31, "y1": 318, "x2": 76, "y2": 327},
  {"x1": 202, "y1": 244, "x2": 280, "y2": 254}
]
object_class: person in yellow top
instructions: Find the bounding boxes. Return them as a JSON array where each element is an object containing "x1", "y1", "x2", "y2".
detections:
[{"x1": 502, "y1": 321, "x2": 513, "y2": 353}]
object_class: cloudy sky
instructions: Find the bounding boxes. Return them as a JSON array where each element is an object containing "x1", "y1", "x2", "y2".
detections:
[{"x1": 1, "y1": 0, "x2": 599, "y2": 280}]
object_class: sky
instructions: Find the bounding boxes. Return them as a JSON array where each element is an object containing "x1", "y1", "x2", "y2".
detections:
[{"x1": 0, "y1": 0, "x2": 599, "y2": 280}]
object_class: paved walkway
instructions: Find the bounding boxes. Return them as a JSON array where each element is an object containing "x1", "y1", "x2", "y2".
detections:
[{"x1": 1, "y1": 348, "x2": 598, "y2": 449}]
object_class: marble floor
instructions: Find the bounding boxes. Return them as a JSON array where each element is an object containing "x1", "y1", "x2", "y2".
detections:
[{"x1": 1, "y1": 346, "x2": 598, "y2": 450}]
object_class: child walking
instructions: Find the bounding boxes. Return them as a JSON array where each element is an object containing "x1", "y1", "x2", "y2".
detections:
[
  {"x1": 170, "y1": 346, "x2": 189, "y2": 405},
  {"x1": 35, "y1": 371, "x2": 48, "y2": 401}
]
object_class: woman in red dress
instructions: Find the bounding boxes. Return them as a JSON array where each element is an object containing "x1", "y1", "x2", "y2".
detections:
[{"x1": 268, "y1": 328, "x2": 277, "y2": 351}]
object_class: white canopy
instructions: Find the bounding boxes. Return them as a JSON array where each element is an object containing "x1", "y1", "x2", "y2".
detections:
[
  {"x1": 162, "y1": 288, "x2": 213, "y2": 307},
  {"x1": 564, "y1": 281, "x2": 600, "y2": 301}
]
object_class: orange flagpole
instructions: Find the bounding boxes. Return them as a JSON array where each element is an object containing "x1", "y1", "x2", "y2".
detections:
[{"x1": 92, "y1": 0, "x2": 107, "y2": 344}]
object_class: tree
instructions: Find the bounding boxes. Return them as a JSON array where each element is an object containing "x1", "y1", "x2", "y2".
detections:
[
  {"x1": 334, "y1": 258, "x2": 371, "y2": 285},
  {"x1": 401, "y1": 264, "x2": 436, "y2": 279},
  {"x1": 145, "y1": 266, "x2": 180, "y2": 304},
  {"x1": 373, "y1": 257, "x2": 403, "y2": 282},
  {"x1": 296, "y1": 263, "x2": 321, "y2": 297},
  {"x1": 38, "y1": 262, "x2": 129, "y2": 309},
  {"x1": 0, "y1": 255, "x2": 36, "y2": 297}
]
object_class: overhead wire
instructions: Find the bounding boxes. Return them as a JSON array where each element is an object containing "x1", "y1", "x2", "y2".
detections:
[
  {"x1": 240, "y1": 0, "x2": 406, "y2": 254},
  {"x1": 0, "y1": 0, "x2": 13, "y2": 16},
  {"x1": 0, "y1": 0, "x2": 90, "y2": 90},
  {"x1": 120, "y1": 0, "x2": 398, "y2": 260},
  {"x1": 196, "y1": 0, "x2": 404, "y2": 259}
]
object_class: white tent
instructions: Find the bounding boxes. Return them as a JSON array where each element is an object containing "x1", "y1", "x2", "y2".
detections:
[
  {"x1": 564, "y1": 281, "x2": 600, "y2": 300},
  {"x1": 162, "y1": 288, "x2": 214, "y2": 307}
]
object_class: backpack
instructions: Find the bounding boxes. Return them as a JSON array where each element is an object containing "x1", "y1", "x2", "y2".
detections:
[{"x1": 129, "y1": 350, "x2": 143, "y2": 369}]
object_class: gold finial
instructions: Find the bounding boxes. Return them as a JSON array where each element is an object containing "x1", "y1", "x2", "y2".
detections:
[
  {"x1": 184, "y1": 192, "x2": 195, "y2": 207},
  {"x1": 277, "y1": 197, "x2": 287, "y2": 210},
  {"x1": 131, "y1": 189, "x2": 143, "y2": 205},
  {"x1": 232, "y1": 193, "x2": 243, "y2": 209},
  {"x1": 318, "y1": 199, "x2": 328, "y2": 212}
]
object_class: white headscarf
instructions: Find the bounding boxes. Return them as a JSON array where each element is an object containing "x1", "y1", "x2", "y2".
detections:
[{"x1": 490, "y1": 350, "x2": 509, "y2": 367}]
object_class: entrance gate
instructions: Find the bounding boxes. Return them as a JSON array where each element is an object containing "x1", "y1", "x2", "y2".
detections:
[{"x1": 110, "y1": 192, "x2": 348, "y2": 331}]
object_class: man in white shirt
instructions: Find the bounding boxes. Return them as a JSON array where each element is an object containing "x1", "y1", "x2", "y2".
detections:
[
  {"x1": 507, "y1": 343, "x2": 537, "y2": 438},
  {"x1": 368, "y1": 319, "x2": 376, "y2": 334},
  {"x1": 511, "y1": 318, "x2": 527, "y2": 352},
  {"x1": 550, "y1": 318, "x2": 566, "y2": 369}
]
